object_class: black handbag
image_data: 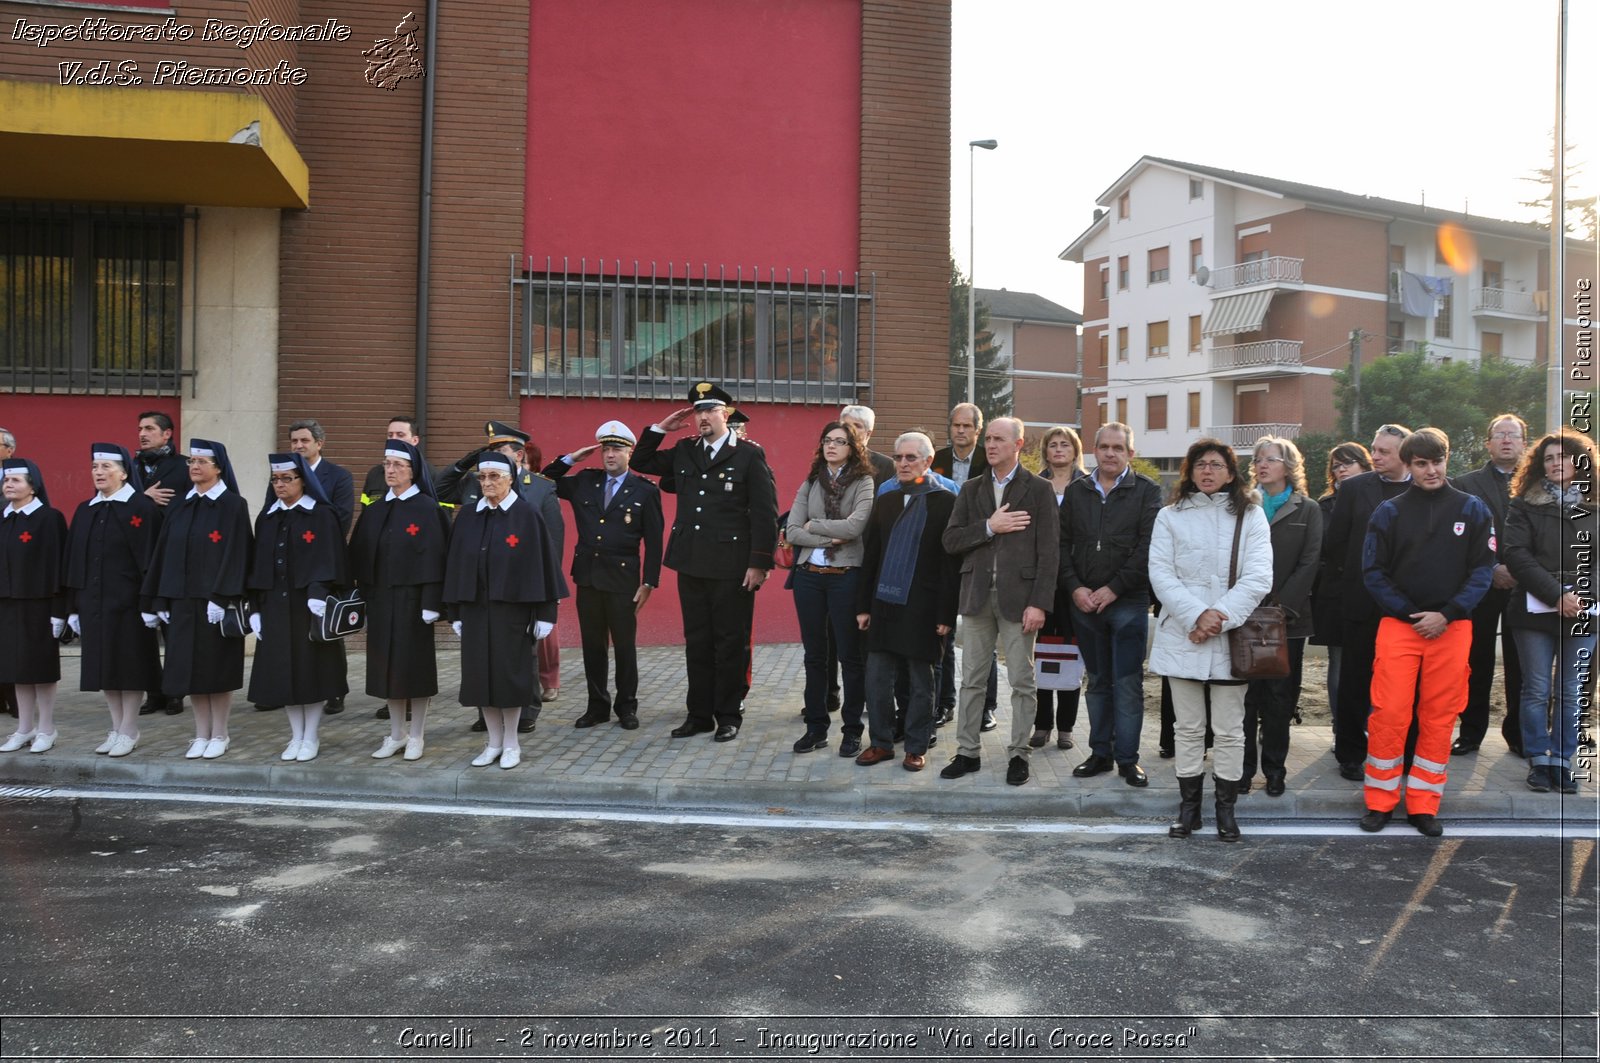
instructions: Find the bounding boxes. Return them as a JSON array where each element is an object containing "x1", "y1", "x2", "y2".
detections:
[
  {"x1": 219, "y1": 601, "x2": 250, "y2": 640},
  {"x1": 311, "y1": 591, "x2": 367, "y2": 641},
  {"x1": 1225, "y1": 512, "x2": 1290, "y2": 679}
]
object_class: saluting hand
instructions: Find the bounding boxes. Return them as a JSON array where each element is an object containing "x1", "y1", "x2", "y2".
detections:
[
  {"x1": 569, "y1": 444, "x2": 601, "y2": 462},
  {"x1": 658, "y1": 407, "x2": 695, "y2": 432}
]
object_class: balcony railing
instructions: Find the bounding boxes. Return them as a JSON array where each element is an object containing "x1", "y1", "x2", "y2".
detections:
[
  {"x1": 1203, "y1": 423, "x2": 1302, "y2": 448},
  {"x1": 1209, "y1": 339, "x2": 1303, "y2": 373},
  {"x1": 1209, "y1": 256, "x2": 1303, "y2": 291},
  {"x1": 1472, "y1": 286, "x2": 1539, "y2": 316}
]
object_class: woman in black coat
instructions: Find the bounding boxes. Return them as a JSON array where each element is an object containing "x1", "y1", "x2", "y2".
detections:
[
  {"x1": 0, "y1": 458, "x2": 68, "y2": 754},
  {"x1": 349, "y1": 439, "x2": 449, "y2": 761},
  {"x1": 1308, "y1": 441, "x2": 1371, "y2": 725},
  {"x1": 64, "y1": 443, "x2": 162, "y2": 757},
  {"x1": 443, "y1": 451, "x2": 564, "y2": 771},
  {"x1": 246, "y1": 453, "x2": 350, "y2": 762},
  {"x1": 141, "y1": 439, "x2": 252, "y2": 760}
]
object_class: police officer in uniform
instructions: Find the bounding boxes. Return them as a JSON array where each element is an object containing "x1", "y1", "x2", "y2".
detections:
[
  {"x1": 630, "y1": 383, "x2": 777, "y2": 742},
  {"x1": 542, "y1": 421, "x2": 664, "y2": 730}
]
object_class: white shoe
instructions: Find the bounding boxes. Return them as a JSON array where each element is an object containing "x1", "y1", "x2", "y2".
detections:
[
  {"x1": 95, "y1": 731, "x2": 118, "y2": 754},
  {"x1": 0, "y1": 731, "x2": 36, "y2": 753},
  {"x1": 499, "y1": 746, "x2": 521, "y2": 770},
  {"x1": 403, "y1": 737, "x2": 425, "y2": 761},
  {"x1": 29, "y1": 732, "x2": 57, "y2": 753},
  {"x1": 295, "y1": 740, "x2": 319, "y2": 762},
  {"x1": 281, "y1": 740, "x2": 302, "y2": 762},
  {"x1": 108, "y1": 734, "x2": 138, "y2": 758},
  {"x1": 470, "y1": 745, "x2": 502, "y2": 767},
  {"x1": 372, "y1": 736, "x2": 406, "y2": 759},
  {"x1": 202, "y1": 736, "x2": 230, "y2": 759},
  {"x1": 185, "y1": 738, "x2": 209, "y2": 759}
]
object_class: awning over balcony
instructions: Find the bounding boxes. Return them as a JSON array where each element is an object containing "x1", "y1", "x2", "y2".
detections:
[{"x1": 1203, "y1": 289, "x2": 1274, "y2": 338}]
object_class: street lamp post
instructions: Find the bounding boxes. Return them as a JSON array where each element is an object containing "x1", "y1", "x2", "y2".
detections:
[{"x1": 967, "y1": 138, "x2": 998, "y2": 406}]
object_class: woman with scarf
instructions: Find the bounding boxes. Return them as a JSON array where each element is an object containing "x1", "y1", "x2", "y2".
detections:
[
  {"x1": 63, "y1": 443, "x2": 163, "y2": 757},
  {"x1": 443, "y1": 450, "x2": 565, "y2": 770},
  {"x1": 785, "y1": 421, "x2": 876, "y2": 758},
  {"x1": 1033, "y1": 425, "x2": 1088, "y2": 751},
  {"x1": 246, "y1": 452, "x2": 350, "y2": 762},
  {"x1": 348, "y1": 439, "x2": 450, "y2": 760},
  {"x1": 0, "y1": 458, "x2": 68, "y2": 753},
  {"x1": 1502, "y1": 427, "x2": 1598, "y2": 795},
  {"x1": 141, "y1": 439, "x2": 252, "y2": 759}
]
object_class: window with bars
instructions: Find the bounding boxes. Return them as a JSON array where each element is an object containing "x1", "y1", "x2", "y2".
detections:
[{"x1": 0, "y1": 202, "x2": 187, "y2": 393}]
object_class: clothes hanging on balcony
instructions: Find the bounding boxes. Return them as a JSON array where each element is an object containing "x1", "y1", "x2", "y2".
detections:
[{"x1": 1398, "y1": 271, "x2": 1451, "y2": 318}]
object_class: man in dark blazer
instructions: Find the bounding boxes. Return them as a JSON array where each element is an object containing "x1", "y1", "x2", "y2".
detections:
[
  {"x1": 938, "y1": 416, "x2": 1059, "y2": 787},
  {"x1": 1450, "y1": 413, "x2": 1527, "y2": 756},
  {"x1": 288, "y1": 419, "x2": 355, "y2": 535},
  {"x1": 542, "y1": 420, "x2": 664, "y2": 731},
  {"x1": 631, "y1": 382, "x2": 778, "y2": 743},
  {"x1": 1321, "y1": 422, "x2": 1414, "y2": 779}
]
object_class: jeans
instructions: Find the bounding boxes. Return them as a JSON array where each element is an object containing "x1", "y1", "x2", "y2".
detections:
[
  {"x1": 1073, "y1": 598, "x2": 1149, "y2": 765},
  {"x1": 1512, "y1": 626, "x2": 1596, "y2": 770},
  {"x1": 793, "y1": 566, "x2": 865, "y2": 737},
  {"x1": 867, "y1": 651, "x2": 934, "y2": 754}
]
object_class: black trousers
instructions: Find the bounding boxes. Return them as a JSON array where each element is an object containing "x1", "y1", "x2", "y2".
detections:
[
  {"x1": 1334, "y1": 617, "x2": 1380, "y2": 766},
  {"x1": 1456, "y1": 591, "x2": 1522, "y2": 749},
  {"x1": 1243, "y1": 637, "x2": 1307, "y2": 778},
  {"x1": 577, "y1": 584, "x2": 639, "y2": 718},
  {"x1": 677, "y1": 573, "x2": 754, "y2": 726}
]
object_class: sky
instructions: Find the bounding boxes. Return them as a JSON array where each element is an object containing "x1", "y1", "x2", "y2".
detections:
[{"x1": 951, "y1": 0, "x2": 1597, "y2": 313}]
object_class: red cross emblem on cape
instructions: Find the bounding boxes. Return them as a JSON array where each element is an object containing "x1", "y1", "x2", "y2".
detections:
[
  {"x1": 405, "y1": 523, "x2": 420, "y2": 536},
  {"x1": 209, "y1": 530, "x2": 222, "y2": 543},
  {"x1": 302, "y1": 531, "x2": 316, "y2": 544},
  {"x1": 129, "y1": 516, "x2": 143, "y2": 528},
  {"x1": 17, "y1": 531, "x2": 30, "y2": 543},
  {"x1": 505, "y1": 534, "x2": 520, "y2": 548}
]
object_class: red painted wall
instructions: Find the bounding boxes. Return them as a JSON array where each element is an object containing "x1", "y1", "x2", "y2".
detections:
[
  {"x1": 522, "y1": 396, "x2": 851, "y2": 646},
  {"x1": 526, "y1": 0, "x2": 862, "y2": 277},
  {"x1": 0, "y1": 395, "x2": 173, "y2": 513}
]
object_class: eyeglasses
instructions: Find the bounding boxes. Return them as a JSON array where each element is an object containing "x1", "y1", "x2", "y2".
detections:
[
  {"x1": 1192, "y1": 461, "x2": 1229, "y2": 472},
  {"x1": 893, "y1": 454, "x2": 924, "y2": 463},
  {"x1": 1375, "y1": 425, "x2": 1408, "y2": 438},
  {"x1": 1329, "y1": 460, "x2": 1357, "y2": 472},
  {"x1": 1490, "y1": 430, "x2": 1524, "y2": 441},
  {"x1": 1252, "y1": 455, "x2": 1284, "y2": 466},
  {"x1": 822, "y1": 436, "x2": 851, "y2": 447},
  {"x1": 185, "y1": 457, "x2": 215, "y2": 466},
  {"x1": 269, "y1": 474, "x2": 301, "y2": 484}
]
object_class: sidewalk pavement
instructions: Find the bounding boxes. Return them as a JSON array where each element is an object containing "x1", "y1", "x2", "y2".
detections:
[{"x1": 1, "y1": 641, "x2": 1587, "y2": 825}]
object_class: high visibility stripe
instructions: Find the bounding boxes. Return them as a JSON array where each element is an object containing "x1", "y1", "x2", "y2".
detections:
[
  {"x1": 1366, "y1": 753, "x2": 1404, "y2": 770},
  {"x1": 1412, "y1": 755, "x2": 1448, "y2": 774},
  {"x1": 1364, "y1": 773, "x2": 1401, "y2": 791},
  {"x1": 359, "y1": 493, "x2": 375, "y2": 506},
  {"x1": 1405, "y1": 775, "x2": 1445, "y2": 794}
]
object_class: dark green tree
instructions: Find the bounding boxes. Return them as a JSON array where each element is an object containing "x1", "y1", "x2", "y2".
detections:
[{"x1": 948, "y1": 258, "x2": 1012, "y2": 417}]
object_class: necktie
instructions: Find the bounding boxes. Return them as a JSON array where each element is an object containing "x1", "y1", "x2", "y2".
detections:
[
  {"x1": 703, "y1": 442, "x2": 714, "y2": 462},
  {"x1": 605, "y1": 477, "x2": 618, "y2": 506}
]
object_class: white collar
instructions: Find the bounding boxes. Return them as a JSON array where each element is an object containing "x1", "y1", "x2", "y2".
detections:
[
  {"x1": 703, "y1": 430, "x2": 733, "y2": 454},
  {"x1": 385, "y1": 484, "x2": 421, "y2": 501},
  {"x1": 476, "y1": 490, "x2": 519, "y2": 512},
  {"x1": 89, "y1": 483, "x2": 136, "y2": 506},
  {"x1": 185, "y1": 481, "x2": 229, "y2": 501},
  {"x1": 306, "y1": 456, "x2": 322, "y2": 470},
  {"x1": 267, "y1": 495, "x2": 317, "y2": 514},
  {"x1": 5, "y1": 498, "x2": 43, "y2": 516},
  {"x1": 992, "y1": 463, "x2": 1019, "y2": 486}
]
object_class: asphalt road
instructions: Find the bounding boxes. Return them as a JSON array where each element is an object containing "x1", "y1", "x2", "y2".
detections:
[{"x1": 0, "y1": 793, "x2": 1594, "y2": 1061}]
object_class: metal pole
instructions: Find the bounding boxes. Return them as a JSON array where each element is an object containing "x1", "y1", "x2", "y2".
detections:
[
  {"x1": 966, "y1": 139, "x2": 997, "y2": 407},
  {"x1": 1349, "y1": 329, "x2": 1362, "y2": 439},
  {"x1": 1546, "y1": 0, "x2": 1567, "y2": 432}
]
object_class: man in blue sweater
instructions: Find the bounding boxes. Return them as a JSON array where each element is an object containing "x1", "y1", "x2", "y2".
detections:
[{"x1": 1359, "y1": 428, "x2": 1496, "y2": 837}]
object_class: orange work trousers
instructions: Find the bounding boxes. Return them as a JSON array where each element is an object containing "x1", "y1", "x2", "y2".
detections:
[{"x1": 1364, "y1": 616, "x2": 1472, "y2": 816}]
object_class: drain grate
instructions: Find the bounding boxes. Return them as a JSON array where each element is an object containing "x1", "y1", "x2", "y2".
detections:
[{"x1": 0, "y1": 786, "x2": 57, "y2": 798}]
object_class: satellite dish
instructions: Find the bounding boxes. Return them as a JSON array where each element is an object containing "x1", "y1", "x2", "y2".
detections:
[{"x1": 1194, "y1": 266, "x2": 1211, "y2": 286}]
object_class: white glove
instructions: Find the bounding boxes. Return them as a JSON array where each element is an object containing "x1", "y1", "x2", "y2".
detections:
[
  {"x1": 307, "y1": 597, "x2": 327, "y2": 619},
  {"x1": 157, "y1": 610, "x2": 171, "y2": 625},
  {"x1": 206, "y1": 601, "x2": 225, "y2": 625},
  {"x1": 67, "y1": 614, "x2": 81, "y2": 636},
  {"x1": 141, "y1": 612, "x2": 160, "y2": 629},
  {"x1": 532, "y1": 620, "x2": 554, "y2": 641},
  {"x1": 249, "y1": 613, "x2": 263, "y2": 640},
  {"x1": 451, "y1": 620, "x2": 463, "y2": 638},
  {"x1": 421, "y1": 609, "x2": 440, "y2": 624},
  {"x1": 51, "y1": 617, "x2": 65, "y2": 638}
]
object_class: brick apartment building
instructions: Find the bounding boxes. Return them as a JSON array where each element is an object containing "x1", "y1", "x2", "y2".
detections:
[
  {"x1": 1060, "y1": 156, "x2": 1596, "y2": 470},
  {"x1": 973, "y1": 286, "x2": 1081, "y2": 433},
  {"x1": 0, "y1": 0, "x2": 953, "y2": 644}
]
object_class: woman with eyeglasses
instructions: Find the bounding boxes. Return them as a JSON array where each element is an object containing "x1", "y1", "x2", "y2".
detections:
[
  {"x1": 786, "y1": 421, "x2": 876, "y2": 758},
  {"x1": 1501, "y1": 428, "x2": 1597, "y2": 794},
  {"x1": 0, "y1": 458, "x2": 68, "y2": 754},
  {"x1": 141, "y1": 440, "x2": 252, "y2": 759},
  {"x1": 1309, "y1": 442, "x2": 1372, "y2": 728},
  {"x1": 1239, "y1": 436, "x2": 1322, "y2": 797},
  {"x1": 1031, "y1": 426, "x2": 1087, "y2": 750},
  {"x1": 246, "y1": 453, "x2": 350, "y2": 762},
  {"x1": 1148, "y1": 440, "x2": 1272, "y2": 841}
]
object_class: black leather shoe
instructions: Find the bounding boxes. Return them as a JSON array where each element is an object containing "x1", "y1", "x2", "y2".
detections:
[
  {"x1": 470, "y1": 717, "x2": 487, "y2": 733},
  {"x1": 1157, "y1": 746, "x2": 1175, "y2": 759},
  {"x1": 1527, "y1": 765, "x2": 1552, "y2": 792},
  {"x1": 926, "y1": 733, "x2": 938, "y2": 749},
  {"x1": 164, "y1": 698, "x2": 184, "y2": 716},
  {"x1": 517, "y1": 718, "x2": 536, "y2": 734},
  {"x1": 1359, "y1": 809, "x2": 1392, "y2": 832},
  {"x1": 793, "y1": 731, "x2": 828, "y2": 754},
  {"x1": 838, "y1": 736, "x2": 862, "y2": 758},
  {"x1": 1556, "y1": 768, "x2": 1578, "y2": 795},
  {"x1": 139, "y1": 698, "x2": 163, "y2": 716},
  {"x1": 617, "y1": 714, "x2": 639, "y2": 731},
  {"x1": 255, "y1": 703, "x2": 282, "y2": 712},
  {"x1": 1119, "y1": 762, "x2": 1149, "y2": 788},
  {"x1": 980, "y1": 709, "x2": 998, "y2": 732},
  {"x1": 1450, "y1": 739, "x2": 1479, "y2": 756},
  {"x1": 713, "y1": 724, "x2": 739, "y2": 742},
  {"x1": 1072, "y1": 753, "x2": 1114, "y2": 778},
  {"x1": 573, "y1": 713, "x2": 609, "y2": 728},
  {"x1": 1338, "y1": 761, "x2": 1363, "y2": 782},
  {"x1": 670, "y1": 718, "x2": 714, "y2": 738},
  {"x1": 1407, "y1": 813, "x2": 1444, "y2": 837},
  {"x1": 1238, "y1": 775, "x2": 1253, "y2": 795},
  {"x1": 935, "y1": 706, "x2": 955, "y2": 727},
  {"x1": 1264, "y1": 773, "x2": 1286, "y2": 797},
  {"x1": 1006, "y1": 756, "x2": 1030, "y2": 786},
  {"x1": 324, "y1": 696, "x2": 344, "y2": 715},
  {"x1": 374, "y1": 705, "x2": 390, "y2": 720},
  {"x1": 939, "y1": 754, "x2": 980, "y2": 779}
]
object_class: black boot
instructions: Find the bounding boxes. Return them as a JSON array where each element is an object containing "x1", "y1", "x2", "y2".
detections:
[
  {"x1": 1168, "y1": 775, "x2": 1204, "y2": 838},
  {"x1": 1213, "y1": 775, "x2": 1241, "y2": 842}
]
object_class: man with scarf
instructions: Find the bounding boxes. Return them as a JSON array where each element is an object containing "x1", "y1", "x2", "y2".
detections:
[
  {"x1": 853, "y1": 432, "x2": 960, "y2": 771},
  {"x1": 134, "y1": 410, "x2": 191, "y2": 717}
]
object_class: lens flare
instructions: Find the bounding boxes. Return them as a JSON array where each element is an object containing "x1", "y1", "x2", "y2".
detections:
[
  {"x1": 1436, "y1": 222, "x2": 1477, "y2": 275},
  {"x1": 1308, "y1": 293, "x2": 1337, "y2": 319}
]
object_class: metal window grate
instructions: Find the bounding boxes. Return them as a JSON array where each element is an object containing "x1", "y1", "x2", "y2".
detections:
[{"x1": 509, "y1": 257, "x2": 874, "y2": 405}]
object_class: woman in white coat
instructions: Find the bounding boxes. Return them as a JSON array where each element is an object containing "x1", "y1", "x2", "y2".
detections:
[{"x1": 1148, "y1": 439, "x2": 1273, "y2": 842}]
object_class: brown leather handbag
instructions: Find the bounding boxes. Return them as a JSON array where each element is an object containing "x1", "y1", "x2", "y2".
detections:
[{"x1": 1225, "y1": 512, "x2": 1290, "y2": 679}]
